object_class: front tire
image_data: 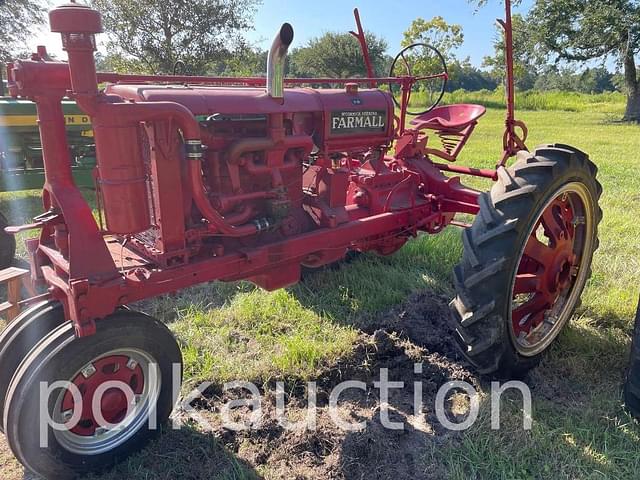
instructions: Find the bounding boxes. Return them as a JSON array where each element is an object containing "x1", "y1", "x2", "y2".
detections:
[
  {"x1": 451, "y1": 145, "x2": 602, "y2": 378},
  {"x1": 4, "y1": 310, "x2": 182, "y2": 479},
  {"x1": 0, "y1": 301, "x2": 65, "y2": 432}
]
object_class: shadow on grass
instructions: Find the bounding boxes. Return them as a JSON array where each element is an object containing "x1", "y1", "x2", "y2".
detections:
[
  {"x1": 291, "y1": 228, "x2": 463, "y2": 329},
  {"x1": 429, "y1": 318, "x2": 640, "y2": 480},
  {"x1": 579, "y1": 305, "x2": 638, "y2": 332},
  {"x1": 83, "y1": 423, "x2": 259, "y2": 480}
]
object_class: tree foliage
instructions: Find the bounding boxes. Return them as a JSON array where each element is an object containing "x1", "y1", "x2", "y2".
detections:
[
  {"x1": 91, "y1": 0, "x2": 260, "y2": 75},
  {"x1": 448, "y1": 59, "x2": 498, "y2": 91},
  {"x1": 534, "y1": 66, "x2": 615, "y2": 94},
  {"x1": 529, "y1": 0, "x2": 640, "y2": 120},
  {"x1": 289, "y1": 32, "x2": 388, "y2": 78},
  {"x1": 398, "y1": 17, "x2": 495, "y2": 93},
  {"x1": 213, "y1": 47, "x2": 268, "y2": 77},
  {"x1": 0, "y1": 0, "x2": 46, "y2": 62},
  {"x1": 482, "y1": 13, "x2": 541, "y2": 90},
  {"x1": 401, "y1": 16, "x2": 464, "y2": 62}
]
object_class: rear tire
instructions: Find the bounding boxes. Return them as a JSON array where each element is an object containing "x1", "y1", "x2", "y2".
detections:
[
  {"x1": 4, "y1": 310, "x2": 182, "y2": 479},
  {"x1": 624, "y1": 297, "x2": 640, "y2": 418},
  {"x1": 0, "y1": 211, "x2": 16, "y2": 269},
  {"x1": 451, "y1": 145, "x2": 602, "y2": 378}
]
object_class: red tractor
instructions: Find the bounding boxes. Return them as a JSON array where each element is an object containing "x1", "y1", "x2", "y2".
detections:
[{"x1": 0, "y1": 1, "x2": 602, "y2": 478}]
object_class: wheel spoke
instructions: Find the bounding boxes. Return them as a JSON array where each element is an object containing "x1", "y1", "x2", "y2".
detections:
[
  {"x1": 415, "y1": 72, "x2": 447, "y2": 81},
  {"x1": 513, "y1": 294, "x2": 549, "y2": 333},
  {"x1": 540, "y1": 207, "x2": 561, "y2": 244},
  {"x1": 400, "y1": 53, "x2": 411, "y2": 76},
  {"x1": 523, "y1": 235, "x2": 555, "y2": 267},
  {"x1": 513, "y1": 273, "x2": 541, "y2": 295}
]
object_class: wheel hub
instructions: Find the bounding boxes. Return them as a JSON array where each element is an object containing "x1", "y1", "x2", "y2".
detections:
[{"x1": 61, "y1": 354, "x2": 145, "y2": 436}]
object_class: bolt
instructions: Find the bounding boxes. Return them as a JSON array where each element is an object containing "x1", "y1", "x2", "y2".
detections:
[
  {"x1": 95, "y1": 427, "x2": 108, "y2": 437},
  {"x1": 81, "y1": 363, "x2": 96, "y2": 378},
  {"x1": 62, "y1": 409, "x2": 74, "y2": 421},
  {"x1": 126, "y1": 358, "x2": 138, "y2": 370}
]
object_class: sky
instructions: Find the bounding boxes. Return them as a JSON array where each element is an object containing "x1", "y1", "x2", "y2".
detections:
[{"x1": 29, "y1": 0, "x2": 534, "y2": 67}]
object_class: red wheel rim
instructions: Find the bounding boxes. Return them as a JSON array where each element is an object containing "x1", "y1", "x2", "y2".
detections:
[
  {"x1": 61, "y1": 355, "x2": 145, "y2": 436},
  {"x1": 510, "y1": 183, "x2": 594, "y2": 355},
  {"x1": 53, "y1": 348, "x2": 161, "y2": 455}
]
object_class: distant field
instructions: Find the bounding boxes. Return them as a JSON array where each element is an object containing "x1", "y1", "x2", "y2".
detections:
[
  {"x1": 443, "y1": 88, "x2": 627, "y2": 114},
  {"x1": 0, "y1": 95, "x2": 639, "y2": 479}
]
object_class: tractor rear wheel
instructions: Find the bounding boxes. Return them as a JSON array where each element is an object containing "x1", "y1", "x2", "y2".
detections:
[
  {"x1": 0, "y1": 211, "x2": 16, "y2": 269},
  {"x1": 451, "y1": 145, "x2": 602, "y2": 378},
  {"x1": 0, "y1": 301, "x2": 65, "y2": 432},
  {"x1": 4, "y1": 310, "x2": 182, "y2": 479},
  {"x1": 624, "y1": 296, "x2": 640, "y2": 418}
]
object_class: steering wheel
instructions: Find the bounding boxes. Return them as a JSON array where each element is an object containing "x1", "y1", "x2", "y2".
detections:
[{"x1": 388, "y1": 43, "x2": 448, "y2": 116}]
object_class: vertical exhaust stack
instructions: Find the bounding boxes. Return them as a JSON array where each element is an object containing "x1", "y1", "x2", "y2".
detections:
[{"x1": 266, "y1": 23, "x2": 294, "y2": 103}]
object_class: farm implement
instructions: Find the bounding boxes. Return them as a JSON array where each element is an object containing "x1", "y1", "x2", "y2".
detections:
[{"x1": 0, "y1": 0, "x2": 602, "y2": 477}]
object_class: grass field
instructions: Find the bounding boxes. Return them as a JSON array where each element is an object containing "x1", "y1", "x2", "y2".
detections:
[
  {"x1": 443, "y1": 88, "x2": 627, "y2": 114},
  {"x1": 0, "y1": 92, "x2": 639, "y2": 479}
]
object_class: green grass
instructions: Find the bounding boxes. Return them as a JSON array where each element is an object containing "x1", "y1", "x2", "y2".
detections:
[
  {"x1": 1, "y1": 95, "x2": 639, "y2": 478},
  {"x1": 412, "y1": 87, "x2": 627, "y2": 115},
  {"x1": 442, "y1": 88, "x2": 626, "y2": 114}
]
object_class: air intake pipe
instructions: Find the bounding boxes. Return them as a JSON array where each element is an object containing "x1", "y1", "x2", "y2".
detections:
[{"x1": 266, "y1": 23, "x2": 294, "y2": 103}]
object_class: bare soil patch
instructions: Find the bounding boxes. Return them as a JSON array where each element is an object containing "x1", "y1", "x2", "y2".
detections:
[
  {"x1": 176, "y1": 291, "x2": 476, "y2": 480},
  {"x1": 2, "y1": 291, "x2": 481, "y2": 480}
]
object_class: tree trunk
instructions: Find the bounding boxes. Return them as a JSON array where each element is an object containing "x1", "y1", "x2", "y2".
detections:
[
  {"x1": 623, "y1": 47, "x2": 640, "y2": 122},
  {"x1": 625, "y1": 90, "x2": 640, "y2": 122}
]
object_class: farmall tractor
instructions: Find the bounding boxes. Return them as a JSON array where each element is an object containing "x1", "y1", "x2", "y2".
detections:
[{"x1": 0, "y1": 1, "x2": 602, "y2": 478}]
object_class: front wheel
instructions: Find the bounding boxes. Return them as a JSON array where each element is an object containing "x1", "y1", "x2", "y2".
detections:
[
  {"x1": 3, "y1": 310, "x2": 182, "y2": 479},
  {"x1": 450, "y1": 145, "x2": 602, "y2": 378},
  {"x1": 0, "y1": 301, "x2": 66, "y2": 432}
]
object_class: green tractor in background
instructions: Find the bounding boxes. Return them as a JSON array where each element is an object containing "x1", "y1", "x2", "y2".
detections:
[{"x1": 0, "y1": 77, "x2": 96, "y2": 268}]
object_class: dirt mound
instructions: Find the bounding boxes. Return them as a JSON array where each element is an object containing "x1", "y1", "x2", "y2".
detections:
[{"x1": 169, "y1": 290, "x2": 479, "y2": 479}]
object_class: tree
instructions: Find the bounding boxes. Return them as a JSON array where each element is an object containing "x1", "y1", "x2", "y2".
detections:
[
  {"x1": 91, "y1": 0, "x2": 260, "y2": 75},
  {"x1": 0, "y1": 0, "x2": 46, "y2": 62},
  {"x1": 448, "y1": 58, "x2": 498, "y2": 91},
  {"x1": 529, "y1": 0, "x2": 640, "y2": 121},
  {"x1": 533, "y1": 66, "x2": 616, "y2": 93},
  {"x1": 289, "y1": 32, "x2": 388, "y2": 78},
  {"x1": 401, "y1": 16, "x2": 464, "y2": 61},
  {"x1": 400, "y1": 16, "x2": 466, "y2": 96},
  {"x1": 482, "y1": 13, "x2": 540, "y2": 90},
  {"x1": 212, "y1": 46, "x2": 268, "y2": 77}
]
